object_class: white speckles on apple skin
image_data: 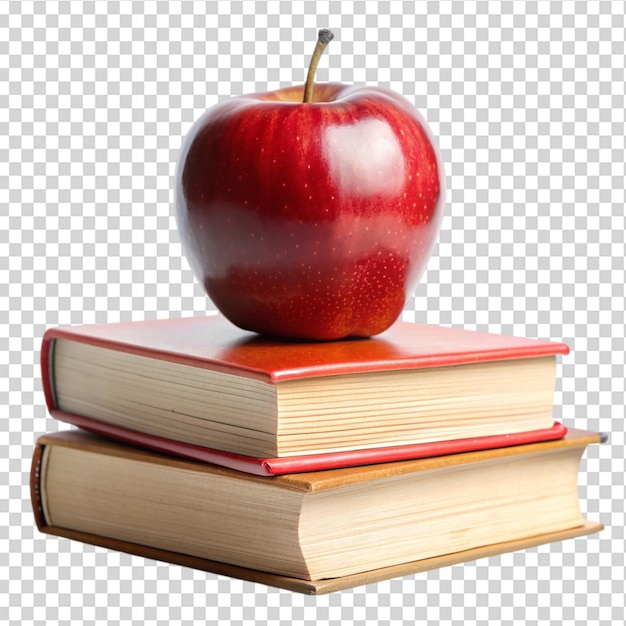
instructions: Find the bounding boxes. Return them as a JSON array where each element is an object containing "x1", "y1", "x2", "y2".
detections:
[{"x1": 201, "y1": 219, "x2": 418, "y2": 339}]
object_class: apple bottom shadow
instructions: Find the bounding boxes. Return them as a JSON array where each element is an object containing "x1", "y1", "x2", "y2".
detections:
[{"x1": 217, "y1": 332, "x2": 403, "y2": 367}]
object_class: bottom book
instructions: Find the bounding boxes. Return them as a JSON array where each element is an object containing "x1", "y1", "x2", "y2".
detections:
[{"x1": 31, "y1": 429, "x2": 603, "y2": 594}]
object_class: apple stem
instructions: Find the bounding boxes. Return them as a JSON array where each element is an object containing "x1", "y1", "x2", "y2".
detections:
[{"x1": 303, "y1": 29, "x2": 334, "y2": 103}]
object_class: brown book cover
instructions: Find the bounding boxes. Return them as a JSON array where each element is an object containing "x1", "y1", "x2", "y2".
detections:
[{"x1": 31, "y1": 429, "x2": 603, "y2": 594}]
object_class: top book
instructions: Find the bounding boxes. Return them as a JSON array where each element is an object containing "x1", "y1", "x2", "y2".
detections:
[{"x1": 41, "y1": 315, "x2": 569, "y2": 458}]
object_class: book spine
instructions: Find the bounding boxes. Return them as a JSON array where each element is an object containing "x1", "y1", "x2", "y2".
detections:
[
  {"x1": 40, "y1": 333, "x2": 57, "y2": 413},
  {"x1": 30, "y1": 442, "x2": 47, "y2": 530}
]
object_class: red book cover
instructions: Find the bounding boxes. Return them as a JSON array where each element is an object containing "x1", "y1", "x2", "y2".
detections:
[
  {"x1": 41, "y1": 315, "x2": 570, "y2": 468},
  {"x1": 41, "y1": 314, "x2": 570, "y2": 392},
  {"x1": 50, "y1": 417, "x2": 568, "y2": 476}
]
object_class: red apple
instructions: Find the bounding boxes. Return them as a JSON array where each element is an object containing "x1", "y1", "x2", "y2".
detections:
[{"x1": 175, "y1": 30, "x2": 444, "y2": 340}]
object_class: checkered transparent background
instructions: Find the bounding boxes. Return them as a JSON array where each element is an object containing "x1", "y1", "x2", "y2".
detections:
[{"x1": 2, "y1": 1, "x2": 625, "y2": 624}]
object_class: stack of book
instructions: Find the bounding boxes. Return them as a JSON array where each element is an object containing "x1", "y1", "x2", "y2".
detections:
[{"x1": 31, "y1": 315, "x2": 603, "y2": 594}]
